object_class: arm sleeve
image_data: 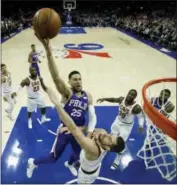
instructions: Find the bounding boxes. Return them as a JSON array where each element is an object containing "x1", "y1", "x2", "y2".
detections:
[{"x1": 87, "y1": 105, "x2": 97, "y2": 132}]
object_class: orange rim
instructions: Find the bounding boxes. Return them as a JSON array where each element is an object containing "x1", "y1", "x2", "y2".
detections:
[{"x1": 142, "y1": 78, "x2": 177, "y2": 140}]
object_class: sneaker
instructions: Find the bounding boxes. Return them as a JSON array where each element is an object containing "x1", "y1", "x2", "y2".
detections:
[
  {"x1": 41, "y1": 117, "x2": 51, "y2": 124},
  {"x1": 28, "y1": 119, "x2": 32, "y2": 129},
  {"x1": 64, "y1": 161, "x2": 78, "y2": 176},
  {"x1": 26, "y1": 158, "x2": 37, "y2": 178},
  {"x1": 110, "y1": 163, "x2": 118, "y2": 170}
]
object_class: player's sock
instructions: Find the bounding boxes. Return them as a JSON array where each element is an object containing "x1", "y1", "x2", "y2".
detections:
[
  {"x1": 110, "y1": 163, "x2": 119, "y2": 170},
  {"x1": 6, "y1": 102, "x2": 14, "y2": 120},
  {"x1": 64, "y1": 161, "x2": 78, "y2": 176},
  {"x1": 28, "y1": 118, "x2": 32, "y2": 129},
  {"x1": 34, "y1": 153, "x2": 57, "y2": 165},
  {"x1": 110, "y1": 154, "x2": 121, "y2": 170},
  {"x1": 26, "y1": 158, "x2": 37, "y2": 178}
]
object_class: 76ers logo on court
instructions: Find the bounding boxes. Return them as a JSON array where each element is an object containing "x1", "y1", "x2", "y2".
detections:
[{"x1": 38, "y1": 43, "x2": 111, "y2": 59}]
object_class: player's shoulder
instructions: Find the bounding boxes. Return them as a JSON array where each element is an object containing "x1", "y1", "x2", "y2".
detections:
[
  {"x1": 118, "y1": 96, "x2": 125, "y2": 103},
  {"x1": 132, "y1": 103, "x2": 142, "y2": 114},
  {"x1": 23, "y1": 77, "x2": 30, "y2": 84}
]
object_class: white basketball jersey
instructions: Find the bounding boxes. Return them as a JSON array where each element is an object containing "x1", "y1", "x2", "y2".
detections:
[
  {"x1": 27, "y1": 76, "x2": 42, "y2": 98},
  {"x1": 118, "y1": 98, "x2": 137, "y2": 123},
  {"x1": 80, "y1": 147, "x2": 107, "y2": 172},
  {"x1": 2, "y1": 73, "x2": 12, "y2": 93}
]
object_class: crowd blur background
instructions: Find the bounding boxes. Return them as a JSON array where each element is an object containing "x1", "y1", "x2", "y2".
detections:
[{"x1": 1, "y1": 1, "x2": 177, "y2": 51}]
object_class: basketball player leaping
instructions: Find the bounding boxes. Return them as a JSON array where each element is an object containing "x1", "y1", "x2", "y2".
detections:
[
  {"x1": 97, "y1": 89, "x2": 144, "y2": 170},
  {"x1": 28, "y1": 44, "x2": 41, "y2": 76},
  {"x1": 46, "y1": 87, "x2": 125, "y2": 184},
  {"x1": 26, "y1": 34, "x2": 97, "y2": 177},
  {"x1": 15, "y1": 67, "x2": 50, "y2": 129},
  {"x1": 1, "y1": 63, "x2": 16, "y2": 120}
]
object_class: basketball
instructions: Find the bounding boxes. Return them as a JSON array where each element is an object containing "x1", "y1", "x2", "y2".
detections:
[{"x1": 32, "y1": 8, "x2": 61, "y2": 39}]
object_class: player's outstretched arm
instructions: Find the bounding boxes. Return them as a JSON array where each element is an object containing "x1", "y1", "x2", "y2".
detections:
[
  {"x1": 132, "y1": 105, "x2": 144, "y2": 132},
  {"x1": 28, "y1": 52, "x2": 32, "y2": 63},
  {"x1": 46, "y1": 88, "x2": 99, "y2": 156},
  {"x1": 39, "y1": 77, "x2": 47, "y2": 92},
  {"x1": 34, "y1": 33, "x2": 72, "y2": 99},
  {"x1": 97, "y1": 96, "x2": 124, "y2": 103},
  {"x1": 14, "y1": 78, "x2": 30, "y2": 96}
]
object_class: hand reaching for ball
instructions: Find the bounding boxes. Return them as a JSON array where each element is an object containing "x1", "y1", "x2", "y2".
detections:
[{"x1": 35, "y1": 32, "x2": 52, "y2": 55}]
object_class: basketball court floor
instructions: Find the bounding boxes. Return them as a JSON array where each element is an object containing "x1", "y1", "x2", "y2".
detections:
[{"x1": 1, "y1": 27, "x2": 176, "y2": 184}]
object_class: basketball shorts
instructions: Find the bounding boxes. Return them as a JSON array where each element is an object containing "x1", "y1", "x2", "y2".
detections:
[
  {"x1": 27, "y1": 96, "x2": 46, "y2": 112},
  {"x1": 78, "y1": 165, "x2": 101, "y2": 184}
]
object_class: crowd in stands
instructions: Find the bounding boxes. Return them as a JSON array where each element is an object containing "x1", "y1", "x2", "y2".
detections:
[{"x1": 1, "y1": 1, "x2": 176, "y2": 51}]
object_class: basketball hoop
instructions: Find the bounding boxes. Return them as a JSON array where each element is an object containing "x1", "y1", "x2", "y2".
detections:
[
  {"x1": 63, "y1": 0, "x2": 76, "y2": 12},
  {"x1": 137, "y1": 77, "x2": 177, "y2": 181},
  {"x1": 143, "y1": 78, "x2": 176, "y2": 140}
]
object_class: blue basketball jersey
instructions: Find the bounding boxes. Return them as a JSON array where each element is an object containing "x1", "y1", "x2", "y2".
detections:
[
  {"x1": 152, "y1": 97, "x2": 169, "y2": 112},
  {"x1": 62, "y1": 91, "x2": 89, "y2": 127},
  {"x1": 32, "y1": 52, "x2": 38, "y2": 62}
]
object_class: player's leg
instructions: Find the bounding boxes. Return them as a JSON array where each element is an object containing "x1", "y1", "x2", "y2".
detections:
[
  {"x1": 26, "y1": 133, "x2": 70, "y2": 178},
  {"x1": 3, "y1": 93, "x2": 15, "y2": 120},
  {"x1": 37, "y1": 97, "x2": 51, "y2": 123},
  {"x1": 65, "y1": 137, "x2": 81, "y2": 176},
  {"x1": 27, "y1": 98, "x2": 37, "y2": 129},
  {"x1": 111, "y1": 116, "x2": 120, "y2": 135},
  {"x1": 111, "y1": 122, "x2": 134, "y2": 170}
]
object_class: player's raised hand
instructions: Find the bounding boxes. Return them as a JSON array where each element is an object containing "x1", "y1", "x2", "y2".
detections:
[
  {"x1": 34, "y1": 33, "x2": 51, "y2": 51},
  {"x1": 97, "y1": 98, "x2": 105, "y2": 103}
]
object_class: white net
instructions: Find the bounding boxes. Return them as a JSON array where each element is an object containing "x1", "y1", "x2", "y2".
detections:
[{"x1": 137, "y1": 79, "x2": 177, "y2": 181}]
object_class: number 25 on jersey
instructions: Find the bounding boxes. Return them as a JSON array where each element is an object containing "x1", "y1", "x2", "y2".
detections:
[{"x1": 71, "y1": 109, "x2": 82, "y2": 117}]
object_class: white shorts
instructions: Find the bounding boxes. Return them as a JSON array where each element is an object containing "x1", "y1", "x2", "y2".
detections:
[
  {"x1": 78, "y1": 165, "x2": 101, "y2": 184},
  {"x1": 111, "y1": 116, "x2": 134, "y2": 141},
  {"x1": 3, "y1": 92, "x2": 13, "y2": 104},
  {"x1": 27, "y1": 96, "x2": 46, "y2": 112}
]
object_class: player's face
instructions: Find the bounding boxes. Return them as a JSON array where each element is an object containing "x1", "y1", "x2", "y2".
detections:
[
  {"x1": 126, "y1": 91, "x2": 137, "y2": 103},
  {"x1": 69, "y1": 74, "x2": 82, "y2": 92},
  {"x1": 99, "y1": 134, "x2": 116, "y2": 148},
  {"x1": 30, "y1": 67, "x2": 37, "y2": 77},
  {"x1": 159, "y1": 91, "x2": 170, "y2": 102},
  {"x1": 32, "y1": 45, "x2": 36, "y2": 51},
  {"x1": 1, "y1": 66, "x2": 7, "y2": 74}
]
